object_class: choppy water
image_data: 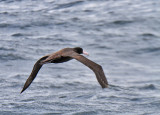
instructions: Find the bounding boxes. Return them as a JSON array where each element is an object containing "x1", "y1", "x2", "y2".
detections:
[{"x1": 0, "y1": 0, "x2": 160, "y2": 114}]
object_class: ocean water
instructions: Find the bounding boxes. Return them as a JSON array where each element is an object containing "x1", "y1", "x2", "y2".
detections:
[{"x1": 0, "y1": 0, "x2": 160, "y2": 114}]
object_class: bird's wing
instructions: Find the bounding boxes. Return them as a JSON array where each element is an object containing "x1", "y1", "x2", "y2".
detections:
[
  {"x1": 69, "y1": 53, "x2": 108, "y2": 88},
  {"x1": 40, "y1": 53, "x2": 62, "y2": 64},
  {"x1": 21, "y1": 55, "x2": 49, "y2": 93}
]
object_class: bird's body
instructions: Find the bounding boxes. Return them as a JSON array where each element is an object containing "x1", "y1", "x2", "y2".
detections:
[
  {"x1": 21, "y1": 47, "x2": 108, "y2": 93},
  {"x1": 41, "y1": 48, "x2": 74, "y2": 64}
]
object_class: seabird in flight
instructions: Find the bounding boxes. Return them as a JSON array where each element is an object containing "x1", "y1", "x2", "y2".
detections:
[{"x1": 21, "y1": 47, "x2": 108, "y2": 93}]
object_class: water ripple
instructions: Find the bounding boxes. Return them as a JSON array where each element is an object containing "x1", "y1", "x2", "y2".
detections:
[
  {"x1": 1, "y1": 0, "x2": 160, "y2": 114},
  {"x1": 135, "y1": 47, "x2": 160, "y2": 54},
  {"x1": 0, "y1": 53, "x2": 26, "y2": 61},
  {"x1": 55, "y1": 1, "x2": 84, "y2": 9},
  {"x1": 139, "y1": 84, "x2": 156, "y2": 90},
  {"x1": 112, "y1": 20, "x2": 133, "y2": 25}
]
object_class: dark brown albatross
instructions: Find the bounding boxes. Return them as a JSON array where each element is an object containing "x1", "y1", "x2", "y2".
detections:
[{"x1": 21, "y1": 47, "x2": 108, "y2": 93}]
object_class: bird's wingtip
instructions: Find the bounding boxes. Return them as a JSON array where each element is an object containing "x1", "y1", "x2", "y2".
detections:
[
  {"x1": 20, "y1": 88, "x2": 25, "y2": 94},
  {"x1": 20, "y1": 90, "x2": 23, "y2": 94}
]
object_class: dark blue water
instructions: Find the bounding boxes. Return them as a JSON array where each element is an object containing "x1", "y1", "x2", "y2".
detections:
[{"x1": 0, "y1": 0, "x2": 160, "y2": 114}]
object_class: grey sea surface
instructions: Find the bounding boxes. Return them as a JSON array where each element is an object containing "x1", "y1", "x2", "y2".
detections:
[{"x1": 0, "y1": 0, "x2": 160, "y2": 114}]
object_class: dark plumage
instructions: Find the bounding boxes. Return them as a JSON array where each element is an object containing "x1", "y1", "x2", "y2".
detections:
[{"x1": 21, "y1": 47, "x2": 108, "y2": 93}]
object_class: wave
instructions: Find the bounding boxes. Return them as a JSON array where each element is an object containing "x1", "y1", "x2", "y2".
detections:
[
  {"x1": 54, "y1": 0, "x2": 84, "y2": 9},
  {"x1": 0, "y1": 20, "x2": 51, "y2": 29},
  {"x1": 112, "y1": 20, "x2": 133, "y2": 25},
  {"x1": 0, "y1": 47, "x2": 15, "y2": 51},
  {"x1": 138, "y1": 84, "x2": 156, "y2": 90},
  {"x1": 140, "y1": 33, "x2": 157, "y2": 38},
  {"x1": 0, "y1": 53, "x2": 27, "y2": 61},
  {"x1": 12, "y1": 33, "x2": 32, "y2": 37},
  {"x1": 0, "y1": 22, "x2": 31, "y2": 29},
  {"x1": 135, "y1": 47, "x2": 160, "y2": 54}
]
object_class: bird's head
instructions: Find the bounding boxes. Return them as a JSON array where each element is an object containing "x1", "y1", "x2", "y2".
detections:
[{"x1": 73, "y1": 47, "x2": 89, "y2": 55}]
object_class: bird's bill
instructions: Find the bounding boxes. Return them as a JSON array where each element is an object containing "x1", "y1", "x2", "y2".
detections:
[{"x1": 83, "y1": 51, "x2": 89, "y2": 56}]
